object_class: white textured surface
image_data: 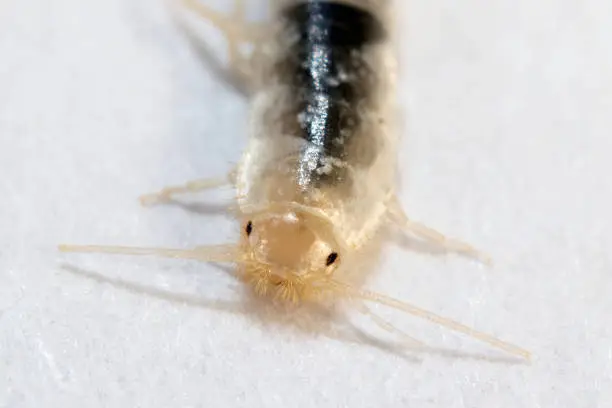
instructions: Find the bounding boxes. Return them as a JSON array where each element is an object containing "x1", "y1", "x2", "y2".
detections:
[{"x1": 1, "y1": 0, "x2": 611, "y2": 406}]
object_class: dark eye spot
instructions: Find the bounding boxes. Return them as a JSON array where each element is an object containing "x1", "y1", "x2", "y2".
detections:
[
  {"x1": 326, "y1": 252, "x2": 338, "y2": 266},
  {"x1": 245, "y1": 221, "x2": 253, "y2": 236}
]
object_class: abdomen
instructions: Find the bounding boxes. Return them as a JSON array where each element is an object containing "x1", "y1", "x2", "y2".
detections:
[{"x1": 240, "y1": 0, "x2": 398, "y2": 244}]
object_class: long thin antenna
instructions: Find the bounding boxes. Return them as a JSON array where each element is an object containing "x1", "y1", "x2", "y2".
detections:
[
  {"x1": 331, "y1": 280, "x2": 531, "y2": 360},
  {"x1": 58, "y1": 244, "x2": 245, "y2": 264}
]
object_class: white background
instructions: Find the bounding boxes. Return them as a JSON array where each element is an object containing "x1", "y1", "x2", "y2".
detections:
[{"x1": 1, "y1": 0, "x2": 611, "y2": 407}]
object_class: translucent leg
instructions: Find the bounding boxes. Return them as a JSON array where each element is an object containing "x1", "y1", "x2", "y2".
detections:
[
  {"x1": 176, "y1": 0, "x2": 268, "y2": 89},
  {"x1": 139, "y1": 169, "x2": 236, "y2": 206},
  {"x1": 388, "y1": 196, "x2": 492, "y2": 265}
]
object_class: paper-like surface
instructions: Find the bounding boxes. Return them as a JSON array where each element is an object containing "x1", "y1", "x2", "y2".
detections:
[{"x1": 1, "y1": 0, "x2": 610, "y2": 406}]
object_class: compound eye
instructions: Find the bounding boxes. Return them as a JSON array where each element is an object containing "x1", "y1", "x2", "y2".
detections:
[
  {"x1": 325, "y1": 252, "x2": 338, "y2": 266},
  {"x1": 245, "y1": 221, "x2": 253, "y2": 236}
]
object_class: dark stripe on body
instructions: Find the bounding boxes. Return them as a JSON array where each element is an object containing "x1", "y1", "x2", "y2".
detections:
[{"x1": 279, "y1": 1, "x2": 385, "y2": 188}]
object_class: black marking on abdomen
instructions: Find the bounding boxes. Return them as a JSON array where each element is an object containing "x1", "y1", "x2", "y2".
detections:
[{"x1": 279, "y1": 1, "x2": 385, "y2": 188}]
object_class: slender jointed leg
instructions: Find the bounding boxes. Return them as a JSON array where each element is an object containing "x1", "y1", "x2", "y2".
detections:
[
  {"x1": 387, "y1": 196, "x2": 492, "y2": 265},
  {"x1": 139, "y1": 168, "x2": 237, "y2": 207},
  {"x1": 176, "y1": 0, "x2": 268, "y2": 90}
]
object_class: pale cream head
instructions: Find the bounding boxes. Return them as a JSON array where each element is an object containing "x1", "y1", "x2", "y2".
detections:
[{"x1": 240, "y1": 206, "x2": 343, "y2": 298}]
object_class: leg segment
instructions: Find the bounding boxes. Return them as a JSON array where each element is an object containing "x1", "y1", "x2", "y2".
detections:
[
  {"x1": 387, "y1": 196, "x2": 492, "y2": 265},
  {"x1": 139, "y1": 168, "x2": 236, "y2": 206},
  {"x1": 176, "y1": 0, "x2": 268, "y2": 90}
]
